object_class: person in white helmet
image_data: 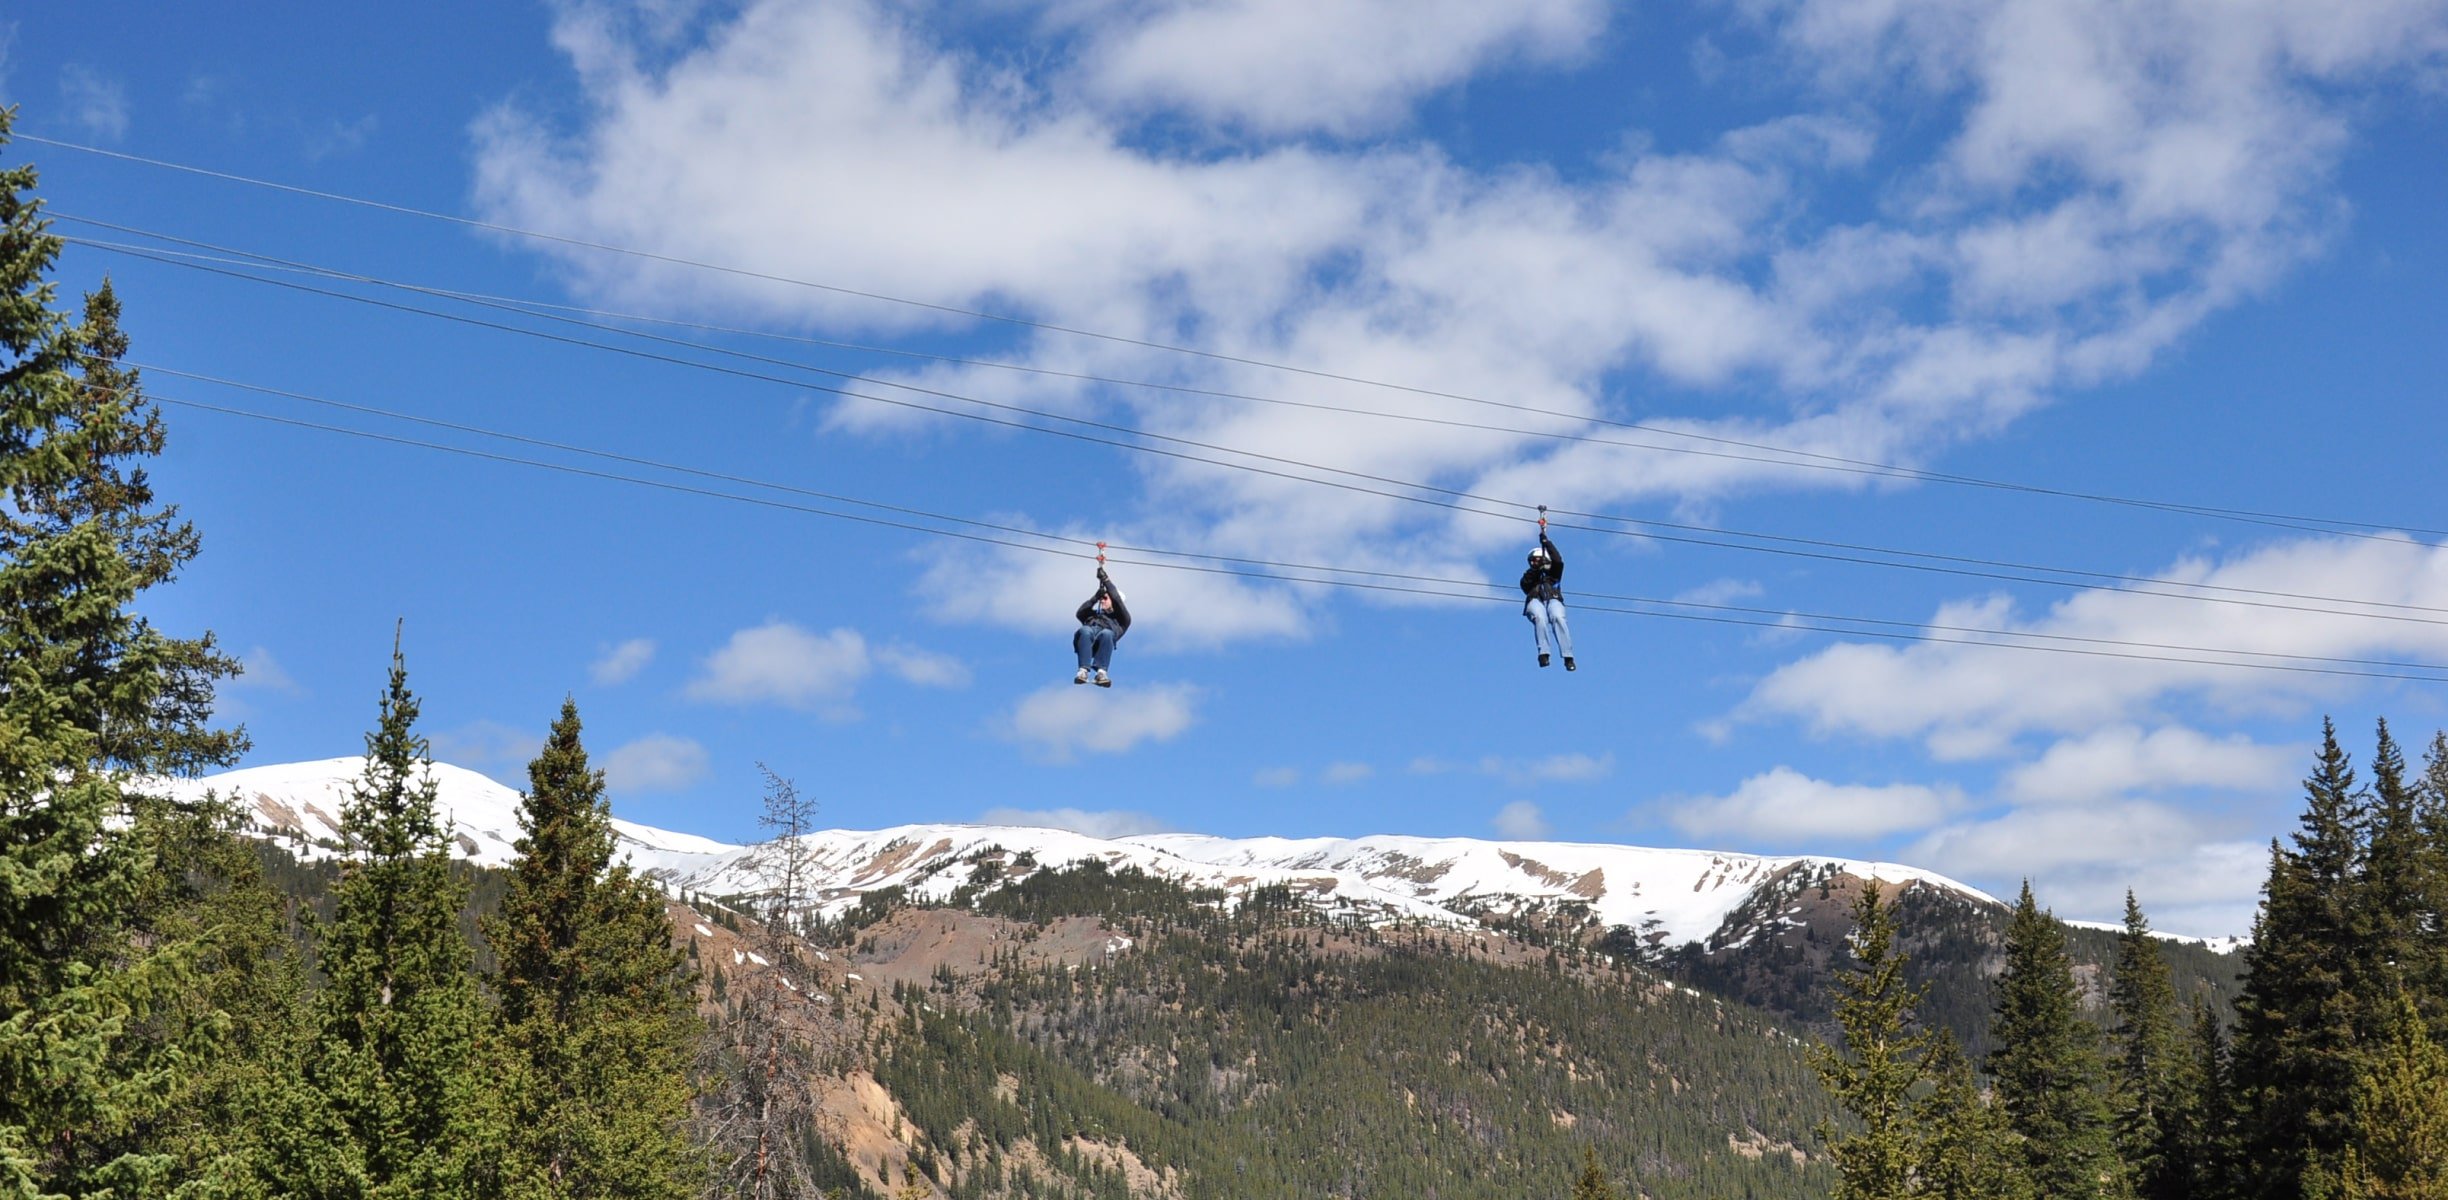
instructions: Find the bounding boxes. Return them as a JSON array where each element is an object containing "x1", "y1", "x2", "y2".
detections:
[
  {"x1": 1520, "y1": 531, "x2": 1574, "y2": 671},
  {"x1": 1072, "y1": 567, "x2": 1131, "y2": 687}
]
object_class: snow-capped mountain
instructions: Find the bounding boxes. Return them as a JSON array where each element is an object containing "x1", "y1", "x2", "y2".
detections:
[{"x1": 164, "y1": 756, "x2": 2015, "y2": 949}]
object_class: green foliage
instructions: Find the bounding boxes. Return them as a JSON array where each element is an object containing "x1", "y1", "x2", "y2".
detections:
[
  {"x1": 1569, "y1": 1144, "x2": 1622, "y2": 1200},
  {"x1": 2233, "y1": 718, "x2": 2372, "y2": 1197},
  {"x1": 1989, "y1": 882, "x2": 2125, "y2": 1199},
  {"x1": 485, "y1": 700, "x2": 702, "y2": 1199},
  {"x1": 1810, "y1": 880, "x2": 1927, "y2": 1200},
  {"x1": 272, "y1": 645, "x2": 499, "y2": 1198},
  {"x1": 2111, "y1": 893, "x2": 2194, "y2": 1200},
  {"x1": 1914, "y1": 1034, "x2": 2030, "y2": 1200},
  {"x1": 973, "y1": 859, "x2": 1225, "y2": 925},
  {"x1": 2312, "y1": 992, "x2": 2448, "y2": 1199},
  {"x1": 0, "y1": 109, "x2": 248, "y2": 1196}
]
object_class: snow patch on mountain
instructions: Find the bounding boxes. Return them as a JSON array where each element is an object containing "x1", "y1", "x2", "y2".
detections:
[{"x1": 172, "y1": 757, "x2": 2006, "y2": 948}]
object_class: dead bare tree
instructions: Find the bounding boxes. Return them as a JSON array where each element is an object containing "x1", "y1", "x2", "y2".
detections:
[{"x1": 694, "y1": 766, "x2": 841, "y2": 1200}]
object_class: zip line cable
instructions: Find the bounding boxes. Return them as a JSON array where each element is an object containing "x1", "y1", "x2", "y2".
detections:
[
  {"x1": 65, "y1": 215, "x2": 2444, "y2": 562},
  {"x1": 147, "y1": 390, "x2": 2448, "y2": 684},
  {"x1": 79, "y1": 237, "x2": 2448, "y2": 631},
  {"x1": 63, "y1": 212, "x2": 2427, "y2": 551},
  {"x1": 145, "y1": 372, "x2": 2448, "y2": 677},
  {"x1": 20, "y1": 131, "x2": 2436, "y2": 541}
]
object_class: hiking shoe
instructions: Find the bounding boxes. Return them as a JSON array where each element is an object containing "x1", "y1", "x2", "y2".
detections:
[
  {"x1": 1074, "y1": 668, "x2": 1090, "y2": 684},
  {"x1": 1564, "y1": 657, "x2": 1577, "y2": 671},
  {"x1": 1538, "y1": 653, "x2": 1551, "y2": 668},
  {"x1": 1094, "y1": 669, "x2": 1112, "y2": 687}
]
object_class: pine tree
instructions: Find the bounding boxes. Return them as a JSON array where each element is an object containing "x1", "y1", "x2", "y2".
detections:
[
  {"x1": 2314, "y1": 992, "x2": 2448, "y2": 1198},
  {"x1": 2111, "y1": 892, "x2": 2193, "y2": 1199},
  {"x1": 2233, "y1": 719, "x2": 2368, "y2": 1198},
  {"x1": 1989, "y1": 881, "x2": 2126, "y2": 1199},
  {"x1": 1811, "y1": 879, "x2": 1927, "y2": 1200},
  {"x1": 277, "y1": 641, "x2": 499, "y2": 1198},
  {"x1": 1916, "y1": 1033, "x2": 2032, "y2": 1200},
  {"x1": 0, "y1": 108, "x2": 247, "y2": 1195},
  {"x1": 2169, "y1": 998, "x2": 2237, "y2": 1200},
  {"x1": 2359, "y1": 722, "x2": 2424, "y2": 1023},
  {"x1": 2411, "y1": 732, "x2": 2448, "y2": 1038},
  {"x1": 486, "y1": 699, "x2": 701, "y2": 1199},
  {"x1": 1568, "y1": 1144, "x2": 1621, "y2": 1200}
]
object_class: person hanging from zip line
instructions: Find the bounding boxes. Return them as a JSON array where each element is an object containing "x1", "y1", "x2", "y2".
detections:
[
  {"x1": 1522, "y1": 507, "x2": 1575, "y2": 670},
  {"x1": 1073, "y1": 560, "x2": 1131, "y2": 687}
]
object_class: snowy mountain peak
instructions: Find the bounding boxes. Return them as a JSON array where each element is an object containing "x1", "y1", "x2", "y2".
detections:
[{"x1": 163, "y1": 757, "x2": 2012, "y2": 949}]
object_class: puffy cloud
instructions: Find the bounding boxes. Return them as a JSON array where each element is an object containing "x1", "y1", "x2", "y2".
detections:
[
  {"x1": 1742, "y1": 534, "x2": 2448, "y2": 758},
  {"x1": 1903, "y1": 801, "x2": 2270, "y2": 938},
  {"x1": 685, "y1": 622, "x2": 967, "y2": 715},
  {"x1": 1492, "y1": 800, "x2": 1552, "y2": 839},
  {"x1": 686, "y1": 622, "x2": 872, "y2": 716},
  {"x1": 1671, "y1": 766, "x2": 1964, "y2": 842},
  {"x1": 2001, "y1": 725, "x2": 2300, "y2": 806},
  {"x1": 591, "y1": 637, "x2": 657, "y2": 685},
  {"x1": 467, "y1": 0, "x2": 2448, "y2": 650},
  {"x1": 1052, "y1": 0, "x2": 1606, "y2": 136},
  {"x1": 976, "y1": 805, "x2": 1176, "y2": 837},
  {"x1": 603, "y1": 733, "x2": 711, "y2": 793},
  {"x1": 1409, "y1": 752, "x2": 1616, "y2": 785},
  {"x1": 997, "y1": 681, "x2": 1200, "y2": 761}
]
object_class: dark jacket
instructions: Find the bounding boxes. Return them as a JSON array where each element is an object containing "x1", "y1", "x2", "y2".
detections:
[
  {"x1": 1077, "y1": 579, "x2": 1132, "y2": 636},
  {"x1": 1519, "y1": 534, "x2": 1563, "y2": 602}
]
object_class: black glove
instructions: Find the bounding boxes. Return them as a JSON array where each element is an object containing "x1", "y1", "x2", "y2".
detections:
[{"x1": 1096, "y1": 566, "x2": 1110, "y2": 583}]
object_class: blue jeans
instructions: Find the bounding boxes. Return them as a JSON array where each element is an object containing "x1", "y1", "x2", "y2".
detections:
[
  {"x1": 1525, "y1": 598, "x2": 1573, "y2": 660},
  {"x1": 1074, "y1": 625, "x2": 1117, "y2": 670}
]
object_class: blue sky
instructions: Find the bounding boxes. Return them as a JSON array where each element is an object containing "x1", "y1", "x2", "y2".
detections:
[{"x1": 8, "y1": 0, "x2": 2448, "y2": 937}]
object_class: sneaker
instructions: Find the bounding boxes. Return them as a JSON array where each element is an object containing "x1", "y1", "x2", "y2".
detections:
[
  {"x1": 1538, "y1": 653, "x2": 1551, "y2": 668},
  {"x1": 1074, "y1": 668, "x2": 1090, "y2": 684},
  {"x1": 1564, "y1": 657, "x2": 1577, "y2": 671},
  {"x1": 1094, "y1": 669, "x2": 1112, "y2": 687}
]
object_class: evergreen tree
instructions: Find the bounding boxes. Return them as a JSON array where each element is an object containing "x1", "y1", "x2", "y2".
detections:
[
  {"x1": 486, "y1": 699, "x2": 702, "y2": 1199},
  {"x1": 2110, "y1": 893, "x2": 2193, "y2": 1200},
  {"x1": 1989, "y1": 881, "x2": 2126, "y2": 1199},
  {"x1": 1916, "y1": 1033, "x2": 2032, "y2": 1200},
  {"x1": 1811, "y1": 879, "x2": 1927, "y2": 1200},
  {"x1": 1568, "y1": 1145, "x2": 1621, "y2": 1200},
  {"x1": 2411, "y1": 732, "x2": 2448, "y2": 1037},
  {"x1": 0, "y1": 109, "x2": 247, "y2": 1195},
  {"x1": 2233, "y1": 719, "x2": 2368, "y2": 1198},
  {"x1": 2171, "y1": 998, "x2": 2237, "y2": 1200},
  {"x1": 2313, "y1": 992, "x2": 2448, "y2": 1199},
  {"x1": 276, "y1": 641, "x2": 499, "y2": 1198},
  {"x1": 2359, "y1": 722, "x2": 2424, "y2": 1025}
]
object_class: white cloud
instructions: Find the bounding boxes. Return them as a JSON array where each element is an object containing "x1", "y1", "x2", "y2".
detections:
[
  {"x1": 1492, "y1": 799, "x2": 1552, "y2": 839},
  {"x1": 875, "y1": 642, "x2": 972, "y2": 688},
  {"x1": 683, "y1": 623, "x2": 966, "y2": 713},
  {"x1": 1742, "y1": 534, "x2": 2448, "y2": 758},
  {"x1": 1253, "y1": 766, "x2": 1301, "y2": 788},
  {"x1": 1671, "y1": 765, "x2": 1963, "y2": 841},
  {"x1": 430, "y1": 720, "x2": 545, "y2": 780},
  {"x1": 232, "y1": 646, "x2": 304, "y2": 694},
  {"x1": 603, "y1": 733, "x2": 711, "y2": 793},
  {"x1": 1322, "y1": 761, "x2": 1374, "y2": 785},
  {"x1": 467, "y1": 0, "x2": 2448, "y2": 651},
  {"x1": 591, "y1": 637, "x2": 657, "y2": 685},
  {"x1": 1672, "y1": 578, "x2": 1767, "y2": 608},
  {"x1": 1053, "y1": 0, "x2": 1607, "y2": 136},
  {"x1": 2001, "y1": 724, "x2": 2299, "y2": 806},
  {"x1": 1904, "y1": 801, "x2": 2270, "y2": 938},
  {"x1": 976, "y1": 806, "x2": 1176, "y2": 837},
  {"x1": 998, "y1": 681, "x2": 1200, "y2": 761},
  {"x1": 687, "y1": 622, "x2": 871, "y2": 715},
  {"x1": 1505, "y1": 752, "x2": 1616, "y2": 785},
  {"x1": 60, "y1": 65, "x2": 129, "y2": 140}
]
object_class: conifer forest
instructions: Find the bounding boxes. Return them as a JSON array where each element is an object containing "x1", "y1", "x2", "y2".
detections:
[{"x1": 9, "y1": 73, "x2": 2448, "y2": 1200}]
